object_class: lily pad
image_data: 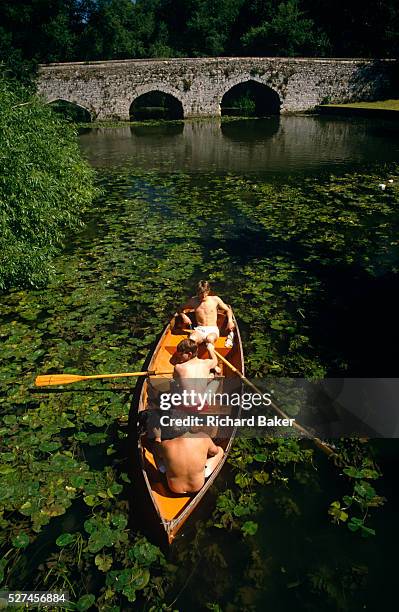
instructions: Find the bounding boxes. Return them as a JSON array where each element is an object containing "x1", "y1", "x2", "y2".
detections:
[
  {"x1": 76, "y1": 594, "x2": 95, "y2": 611},
  {"x1": 11, "y1": 532, "x2": 30, "y2": 548},
  {"x1": 56, "y1": 533, "x2": 76, "y2": 547}
]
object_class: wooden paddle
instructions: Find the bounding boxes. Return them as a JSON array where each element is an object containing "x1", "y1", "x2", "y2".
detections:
[
  {"x1": 35, "y1": 369, "x2": 173, "y2": 387},
  {"x1": 212, "y1": 348, "x2": 338, "y2": 459}
]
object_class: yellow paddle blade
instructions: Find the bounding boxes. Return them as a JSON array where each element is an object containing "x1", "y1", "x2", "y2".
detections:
[{"x1": 35, "y1": 374, "x2": 88, "y2": 386}]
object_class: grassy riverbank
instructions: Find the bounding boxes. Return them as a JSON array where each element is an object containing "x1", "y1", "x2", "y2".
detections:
[{"x1": 317, "y1": 99, "x2": 399, "y2": 118}]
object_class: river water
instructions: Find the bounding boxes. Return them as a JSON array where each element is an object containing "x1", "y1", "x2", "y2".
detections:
[
  {"x1": 79, "y1": 115, "x2": 399, "y2": 174},
  {"x1": 78, "y1": 115, "x2": 399, "y2": 611}
]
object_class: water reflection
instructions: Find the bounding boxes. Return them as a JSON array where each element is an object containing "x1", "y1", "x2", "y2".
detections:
[
  {"x1": 79, "y1": 116, "x2": 399, "y2": 174},
  {"x1": 130, "y1": 123, "x2": 184, "y2": 138}
]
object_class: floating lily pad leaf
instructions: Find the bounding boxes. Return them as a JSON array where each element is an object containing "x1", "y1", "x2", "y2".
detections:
[
  {"x1": 88, "y1": 527, "x2": 114, "y2": 553},
  {"x1": 3, "y1": 415, "x2": 17, "y2": 426},
  {"x1": 70, "y1": 475, "x2": 87, "y2": 488},
  {"x1": 87, "y1": 433, "x2": 107, "y2": 446},
  {"x1": 122, "y1": 585, "x2": 137, "y2": 603},
  {"x1": 84, "y1": 517, "x2": 99, "y2": 534},
  {"x1": 111, "y1": 514, "x2": 127, "y2": 530},
  {"x1": 130, "y1": 567, "x2": 150, "y2": 590},
  {"x1": 12, "y1": 532, "x2": 30, "y2": 548},
  {"x1": 234, "y1": 473, "x2": 251, "y2": 488},
  {"x1": 270, "y1": 320, "x2": 284, "y2": 330},
  {"x1": 348, "y1": 517, "x2": 362, "y2": 532},
  {"x1": 74, "y1": 432, "x2": 89, "y2": 442},
  {"x1": 241, "y1": 521, "x2": 258, "y2": 536},
  {"x1": 50, "y1": 455, "x2": 79, "y2": 470},
  {"x1": 19, "y1": 501, "x2": 33, "y2": 515},
  {"x1": 56, "y1": 533, "x2": 76, "y2": 547},
  {"x1": 328, "y1": 501, "x2": 348, "y2": 522},
  {"x1": 343, "y1": 467, "x2": 364, "y2": 479},
  {"x1": 84, "y1": 413, "x2": 107, "y2": 427},
  {"x1": 354, "y1": 481, "x2": 376, "y2": 500},
  {"x1": 360, "y1": 526, "x2": 376, "y2": 538},
  {"x1": 76, "y1": 594, "x2": 95, "y2": 611},
  {"x1": 95, "y1": 553, "x2": 113, "y2": 572},
  {"x1": 108, "y1": 483, "x2": 123, "y2": 495},
  {"x1": 40, "y1": 441, "x2": 62, "y2": 452},
  {"x1": 233, "y1": 504, "x2": 250, "y2": 517},
  {"x1": 253, "y1": 471, "x2": 270, "y2": 484},
  {"x1": 254, "y1": 453, "x2": 268, "y2": 462},
  {"x1": 129, "y1": 540, "x2": 160, "y2": 565}
]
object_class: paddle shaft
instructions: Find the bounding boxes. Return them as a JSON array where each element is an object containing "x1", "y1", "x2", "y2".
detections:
[
  {"x1": 58, "y1": 370, "x2": 173, "y2": 380},
  {"x1": 35, "y1": 370, "x2": 173, "y2": 387},
  {"x1": 213, "y1": 348, "x2": 337, "y2": 459}
]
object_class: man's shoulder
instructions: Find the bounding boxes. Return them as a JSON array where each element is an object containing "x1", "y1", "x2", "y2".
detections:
[{"x1": 174, "y1": 361, "x2": 191, "y2": 374}]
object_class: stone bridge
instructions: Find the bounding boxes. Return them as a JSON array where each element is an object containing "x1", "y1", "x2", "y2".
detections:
[{"x1": 37, "y1": 57, "x2": 396, "y2": 120}]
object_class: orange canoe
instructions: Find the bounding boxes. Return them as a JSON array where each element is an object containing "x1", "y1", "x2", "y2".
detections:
[{"x1": 130, "y1": 310, "x2": 244, "y2": 547}]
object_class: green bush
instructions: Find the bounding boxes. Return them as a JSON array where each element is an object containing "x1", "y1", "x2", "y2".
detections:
[{"x1": 0, "y1": 77, "x2": 98, "y2": 290}]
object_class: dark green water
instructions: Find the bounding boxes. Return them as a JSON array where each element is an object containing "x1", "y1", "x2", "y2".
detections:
[{"x1": 1, "y1": 115, "x2": 398, "y2": 610}]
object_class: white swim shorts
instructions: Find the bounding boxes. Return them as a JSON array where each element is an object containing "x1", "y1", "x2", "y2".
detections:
[{"x1": 193, "y1": 326, "x2": 220, "y2": 341}]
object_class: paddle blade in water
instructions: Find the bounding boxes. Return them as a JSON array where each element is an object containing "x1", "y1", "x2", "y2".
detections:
[{"x1": 35, "y1": 374, "x2": 86, "y2": 386}]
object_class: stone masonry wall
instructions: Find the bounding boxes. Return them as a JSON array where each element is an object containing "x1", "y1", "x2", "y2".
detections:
[{"x1": 37, "y1": 57, "x2": 397, "y2": 120}]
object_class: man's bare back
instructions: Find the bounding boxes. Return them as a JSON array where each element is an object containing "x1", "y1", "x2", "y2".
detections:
[
  {"x1": 175, "y1": 353, "x2": 216, "y2": 379},
  {"x1": 156, "y1": 432, "x2": 223, "y2": 494},
  {"x1": 174, "y1": 340, "x2": 219, "y2": 403}
]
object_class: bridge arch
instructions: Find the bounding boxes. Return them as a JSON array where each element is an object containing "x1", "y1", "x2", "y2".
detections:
[
  {"x1": 129, "y1": 85, "x2": 184, "y2": 120},
  {"x1": 220, "y1": 78, "x2": 281, "y2": 116},
  {"x1": 47, "y1": 98, "x2": 93, "y2": 122}
]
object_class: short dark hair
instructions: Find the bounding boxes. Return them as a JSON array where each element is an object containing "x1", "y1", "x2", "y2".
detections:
[
  {"x1": 176, "y1": 338, "x2": 198, "y2": 356},
  {"x1": 197, "y1": 280, "x2": 210, "y2": 293}
]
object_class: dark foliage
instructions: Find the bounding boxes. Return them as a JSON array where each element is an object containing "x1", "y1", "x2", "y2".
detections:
[{"x1": 0, "y1": 0, "x2": 398, "y2": 81}]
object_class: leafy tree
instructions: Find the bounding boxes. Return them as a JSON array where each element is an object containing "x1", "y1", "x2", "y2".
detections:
[
  {"x1": 303, "y1": 0, "x2": 399, "y2": 58},
  {"x1": 0, "y1": 78, "x2": 98, "y2": 290},
  {"x1": 78, "y1": 0, "x2": 139, "y2": 59},
  {"x1": 1, "y1": 0, "x2": 398, "y2": 69},
  {"x1": 0, "y1": 0, "x2": 82, "y2": 60},
  {"x1": 184, "y1": 0, "x2": 245, "y2": 56},
  {"x1": 0, "y1": 28, "x2": 36, "y2": 85},
  {"x1": 77, "y1": 0, "x2": 175, "y2": 60},
  {"x1": 241, "y1": 0, "x2": 330, "y2": 56}
]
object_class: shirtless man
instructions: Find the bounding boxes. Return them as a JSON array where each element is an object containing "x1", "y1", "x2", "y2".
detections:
[
  {"x1": 153, "y1": 411, "x2": 223, "y2": 494},
  {"x1": 175, "y1": 280, "x2": 235, "y2": 346},
  {"x1": 173, "y1": 338, "x2": 220, "y2": 410}
]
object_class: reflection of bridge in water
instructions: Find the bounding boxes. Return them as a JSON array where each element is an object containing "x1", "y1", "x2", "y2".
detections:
[{"x1": 78, "y1": 117, "x2": 399, "y2": 174}]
